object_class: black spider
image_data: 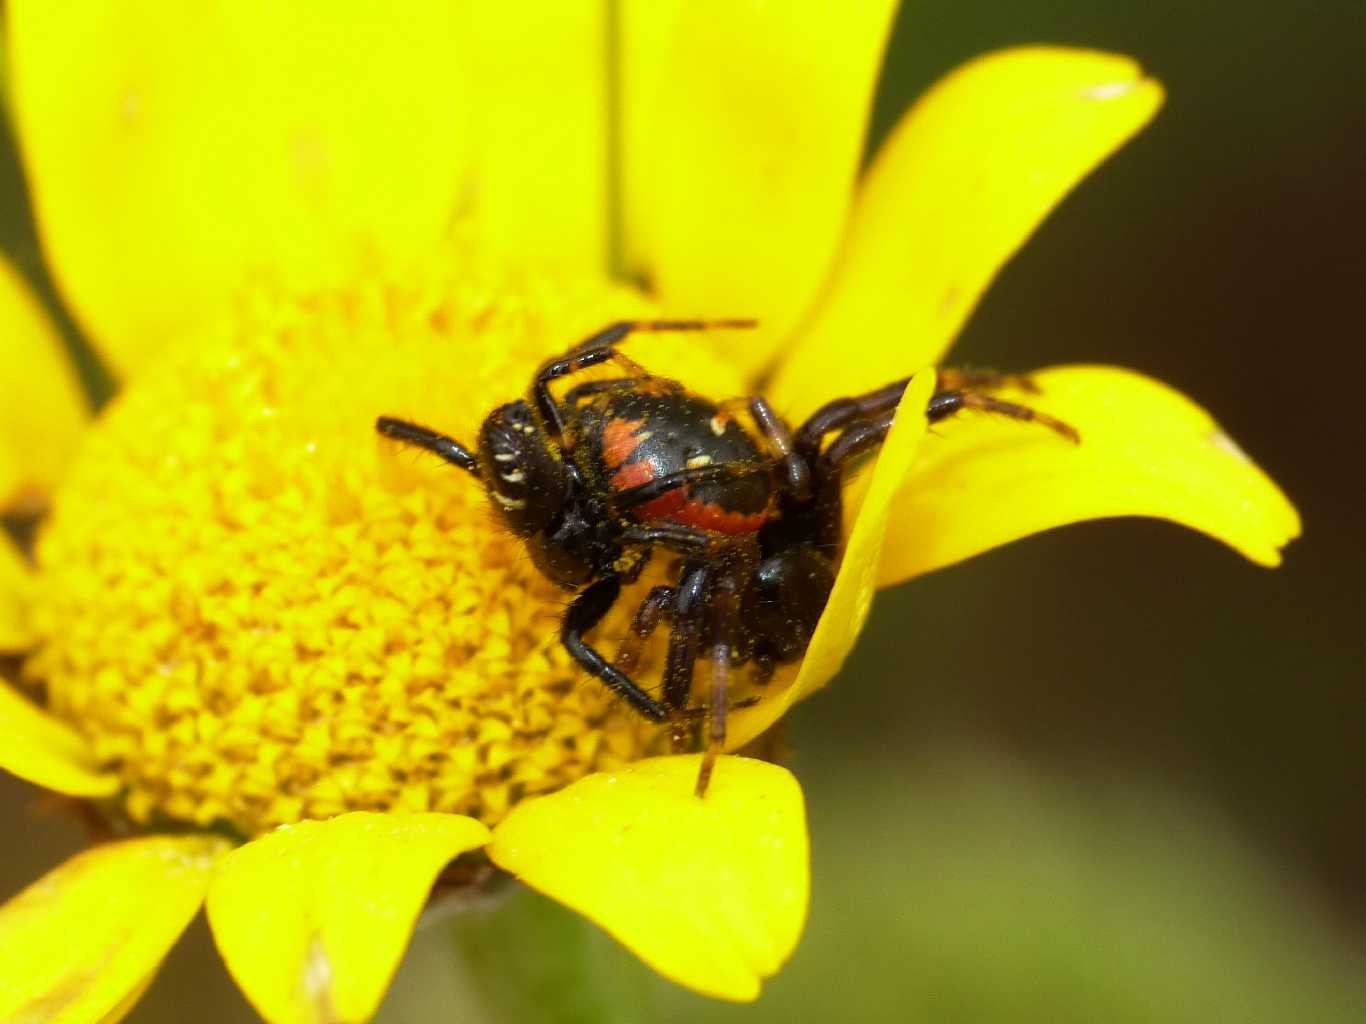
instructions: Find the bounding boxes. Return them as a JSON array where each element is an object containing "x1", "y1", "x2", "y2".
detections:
[{"x1": 377, "y1": 320, "x2": 1077, "y2": 794}]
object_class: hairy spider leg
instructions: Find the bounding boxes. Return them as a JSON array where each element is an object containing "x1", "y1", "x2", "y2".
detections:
[
  {"x1": 695, "y1": 569, "x2": 743, "y2": 797},
  {"x1": 612, "y1": 529, "x2": 764, "y2": 791},
  {"x1": 533, "y1": 319, "x2": 757, "y2": 436},
  {"x1": 613, "y1": 584, "x2": 674, "y2": 676},
  {"x1": 671, "y1": 696, "x2": 762, "y2": 721},
  {"x1": 793, "y1": 378, "x2": 1082, "y2": 548},
  {"x1": 561, "y1": 377, "x2": 650, "y2": 409},
  {"x1": 561, "y1": 574, "x2": 670, "y2": 722},
  {"x1": 926, "y1": 390, "x2": 1080, "y2": 443},
  {"x1": 375, "y1": 416, "x2": 481, "y2": 476},
  {"x1": 806, "y1": 409, "x2": 900, "y2": 551},
  {"x1": 620, "y1": 523, "x2": 734, "y2": 558},
  {"x1": 796, "y1": 369, "x2": 1066, "y2": 462},
  {"x1": 565, "y1": 522, "x2": 733, "y2": 737},
  {"x1": 612, "y1": 460, "x2": 777, "y2": 515},
  {"x1": 664, "y1": 563, "x2": 712, "y2": 749},
  {"x1": 794, "y1": 379, "x2": 910, "y2": 463},
  {"x1": 747, "y1": 396, "x2": 811, "y2": 502}
]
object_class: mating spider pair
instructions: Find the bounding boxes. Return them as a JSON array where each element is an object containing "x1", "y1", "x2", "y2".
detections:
[{"x1": 378, "y1": 320, "x2": 1076, "y2": 795}]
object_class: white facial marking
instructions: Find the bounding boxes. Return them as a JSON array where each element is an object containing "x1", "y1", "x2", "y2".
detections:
[
  {"x1": 687, "y1": 454, "x2": 714, "y2": 469},
  {"x1": 493, "y1": 451, "x2": 517, "y2": 462},
  {"x1": 493, "y1": 492, "x2": 527, "y2": 510},
  {"x1": 710, "y1": 415, "x2": 726, "y2": 437},
  {"x1": 501, "y1": 469, "x2": 526, "y2": 483}
]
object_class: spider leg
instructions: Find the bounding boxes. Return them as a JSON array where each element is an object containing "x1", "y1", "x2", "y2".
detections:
[
  {"x1": 747, "y1": 397, "x2": 811, "y2": 502},
  {"x1": 799, "y1": 382, "x2": 1080, "y2": 549},
  {"x1": 663, "y1": 563, "x2": 711, "y2": 749},
  {"x1": 794, "y1": 378, "x2": 910, "y2": 462},
  {"x1": 533, "y1": 348, "x2": 639, "y2": 437},
  {"x1": 673, "y1": 696, "x2": 760, "y2": 719},
  {"x1": 562, "y1": 377, "x2": 649, "y2": 409},
  {"x1": 805, "y1": 409, "x2": 899, "y2": 551},
  {"x1": 534, "y1": 320, "x2": 757, "y2": 437},
  {"x1": 695, "y1": 572, "x2": 741, "y2": 797},
  {"x1": 794, "y1": 369, "x2": 1054, "y2": 460},
  {"x1": 375, "y1": 416, "x2": 481, "y2": 476},
  {"x1": 614, "y1": 584, "x2": 674, "y2": 676},
  {"x1": 621, "y1": 523, "x2": 730, "y2": 559},
  {"x1": 562, "y1": 575, "x2": 669, "y2": 721},
  {"x1": 927, "y1": 390, "x2": 1080, "y2": 443},
  {"x1": 612, "y1": 460, "x2": 775, "y2": 515}
]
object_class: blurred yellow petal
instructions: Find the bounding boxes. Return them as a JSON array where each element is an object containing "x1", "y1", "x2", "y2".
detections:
[
  {"x1": 465, "y1": 5, "x2": 608, "y2": 273},
  {"x1": 0, "y1": 530, "x2": 35, "y2": 651},
  {"x1": 773, "y1": 47, "x2": 1164, "y2": 420},
  {"x1": 0, "y1": 255, "x2": 88, "y2": 511},
  {"x1": 630, "y1": 0, "x2": 898, "y2": 377},
  {"x1": 206, "y1": 812, "x2": 489, "y2": 1024},
  {"x1": 8, "y1": 2, "x2": 470, "y2": 376},
  {"x1": 879, "y1": 366, "x2": 1301, "y2": 585},
  {"x1": 0, "y1": 835, "x2": 226, "y2": 1024},
  {"x1": 729, "y1": 371, "x2": 934, "y2": 749},
  {"x1": 91, "y1": 974, "x2": 154, "y2": 1024},
  {"x1": 0, "y1": 677, "x2": 118, "y2": 797},
  {"x1": 489, "y1": 755, "x2": 807, "y2": 1002},
  {"x1": 615, "y1": 0, "x2": 684, "y2": 275}
]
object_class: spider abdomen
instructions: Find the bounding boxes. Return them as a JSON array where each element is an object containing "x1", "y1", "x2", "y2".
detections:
[{"x1": 581, "y1": 390, "x2": 777, "y2": 534}]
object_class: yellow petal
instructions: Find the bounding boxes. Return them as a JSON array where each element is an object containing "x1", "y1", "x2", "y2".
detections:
[
  {"x1": 90, "y1": 974, "x2": 155, "y2": 1024},
  {"x1": 464, "y1": 5, "x2": 608, "y2": 273},
  {"x1": 728, "y1": 371, "x2": 934, "y2": 749},
  {"x1": 489, "y1": 755, "x2": 808, "y2": 1002},
  {"x1": 8, "y1": 2, "x2": 470, "y2": 376},
  {"x1": 879, "y1": 366, "x2": 1301, "y2": 585},
  {"x1": 0, "y1": 255, "x2": 88, "y2": 511},
  {"x1": 614, "y1": 0, "x2": 685, "y2": 275},
  {"x1": 773, "y1": 47, "x2": 1164, "y2": 421},
  {"x1": 0, "y1": 677, "x2": 118, "y2": 797},
  {"x1": 629, "y1": 0, "x2": 898, "y2": 377},
  {"x1": 205, "y1": 812, "x2": 490, "y2": 1024},
  {"x1": 0, "y1": 530, "x2": 36, "y2": 652},
  {"x1": 0, "y1": 835, "x2": 227, "y2": 1024}
]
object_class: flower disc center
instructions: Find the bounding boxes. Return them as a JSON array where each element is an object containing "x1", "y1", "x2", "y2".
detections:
[{"x1": 24, "y1": 254, "x2": 748, "y2": 836}]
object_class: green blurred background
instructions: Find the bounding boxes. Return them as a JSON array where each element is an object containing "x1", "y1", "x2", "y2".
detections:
[{"x1": 2, "y1": 1, "x2": 1363, "y2": 1021}]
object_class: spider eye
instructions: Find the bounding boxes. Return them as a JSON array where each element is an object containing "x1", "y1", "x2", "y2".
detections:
[{"x1": 477, "y1": 401, "x2": 567, "y2": 536}]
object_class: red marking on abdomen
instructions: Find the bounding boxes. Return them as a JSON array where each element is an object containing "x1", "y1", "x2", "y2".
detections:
[
  {"x1": 602, "y1": 413, "x2": 772, "y2": 534},
  {"x1": 610, "y1": 458, "x2": 770, "y2": 534},
  {"x1": 636, "y1": 492, "x2": 771, "y2": 535},
  {"x1": 610, "y1": 458, "x2": 655, "y2": 494},
  {"x1": 601, "y1": 418, "x2": 646, "y2": 472}
]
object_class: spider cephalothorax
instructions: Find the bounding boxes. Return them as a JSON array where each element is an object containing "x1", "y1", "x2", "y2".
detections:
[{"x1": 378, "y1": 320, "x2": 1077, "y2": 794}]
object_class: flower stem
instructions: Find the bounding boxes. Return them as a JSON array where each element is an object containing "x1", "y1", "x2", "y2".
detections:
[{"x1": 448, "y1": 882, "x2": 657, "y2": 1024}]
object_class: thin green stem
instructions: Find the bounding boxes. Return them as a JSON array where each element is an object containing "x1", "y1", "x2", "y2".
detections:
[{"x1": 448, "y1": 883, "x2": 657, "y2": 1024}]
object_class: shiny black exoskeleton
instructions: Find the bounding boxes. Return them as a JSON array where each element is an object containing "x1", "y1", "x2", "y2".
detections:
[{"x1": 377, "y1": 320, "x2": 1077, "y2": 793}]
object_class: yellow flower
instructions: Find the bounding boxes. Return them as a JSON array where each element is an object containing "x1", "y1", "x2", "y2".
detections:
[{"x1": 0, "y1": 3, "x2": 1298, "y2": 1022}]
